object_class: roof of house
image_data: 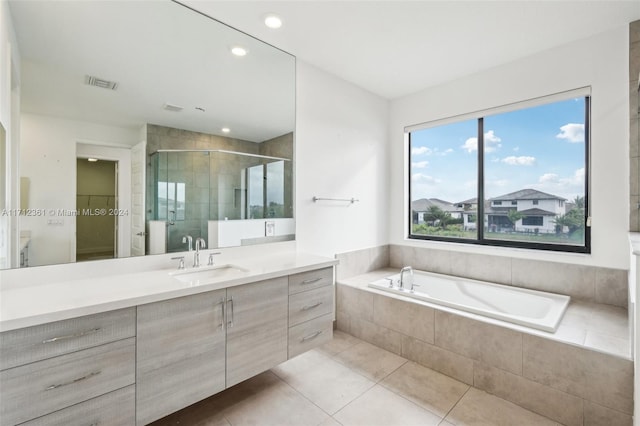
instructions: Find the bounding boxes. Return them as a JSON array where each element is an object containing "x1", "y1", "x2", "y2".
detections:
[
  {"x1": 456, "y1": 197, "x2": 478, "y2": 205},
  {"x1": 489, "y1": 188, "x2": 566, "y2": 202},
  {"x1": 518, "y1": 208, "x2": 557, "y2": 216},
  {"x1": 411, "y1": 198, "x2": 456, "y2": 212}
]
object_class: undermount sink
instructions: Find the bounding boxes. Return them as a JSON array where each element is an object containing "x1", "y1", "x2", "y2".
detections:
[{"x1": 170, "y1": 264, "x2": 249, "y2": 284}]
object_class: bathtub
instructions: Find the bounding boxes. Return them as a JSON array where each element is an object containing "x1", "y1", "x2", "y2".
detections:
[{"x1": 368, "y1": 269, "x2": 570, "y2": 332}]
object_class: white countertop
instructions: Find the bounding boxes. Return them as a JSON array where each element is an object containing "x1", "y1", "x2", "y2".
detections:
[{"x1": 0, "y1": 251, "x2": 337, "y2": 332}]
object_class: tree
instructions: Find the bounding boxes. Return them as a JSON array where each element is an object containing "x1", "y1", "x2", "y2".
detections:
[
  {"x1": 553, "y1": 196, "x2": 585, "y2": 236},
  {"x1": 507, "y1": 209, "x2": 523, "y2": 229},
  {"x1": 424, "y1": 206, "x2": 452, "y2": 229}
]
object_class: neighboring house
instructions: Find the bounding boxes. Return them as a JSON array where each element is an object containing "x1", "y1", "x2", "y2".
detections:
[
  {"x1": 412, "y1": 190, "x2": 569, "y2": 234},
  {"x1": 411, "y1": 198, "x2": 460, "y2": 224},
  {"x1": 455, "y1": 198, "x2": 478, "y2": 231},
  {"x1": 486, "y1": 189, "x2": 567, "y2": 234}
]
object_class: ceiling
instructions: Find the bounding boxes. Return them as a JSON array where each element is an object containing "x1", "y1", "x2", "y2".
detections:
[{"x1": 183, "y1": 0, "x2": 640, "y2": 100}]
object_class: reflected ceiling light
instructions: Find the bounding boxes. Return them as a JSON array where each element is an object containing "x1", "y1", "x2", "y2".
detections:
[
  {"x1": 230, "y1": 46, "x2": 248, "y2": 57},
  {"x1": 264, "y1": 14, "x2": 282, "y2": 29},
  {"x1": 87, "y1": 158, "x2": 98, "y2": 162},
  {"x1": 222, "y1": 127, "x2": 231, "y2": 133}
]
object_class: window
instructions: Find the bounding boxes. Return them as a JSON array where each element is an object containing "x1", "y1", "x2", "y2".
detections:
[
  {"x1": 522, "y1": 216, "x2": 543, "y2": 226},
  {"x1": 408, "y1": 89, "x2": 590, "y2": 253}
]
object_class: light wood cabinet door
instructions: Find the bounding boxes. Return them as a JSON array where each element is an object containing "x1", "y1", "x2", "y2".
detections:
[
  {"x1": 136, "y1": 289, "x2": 226, "y2": 425},
  {"x1": 226, "y1": 277, "x2": 288, "y2": 387}
]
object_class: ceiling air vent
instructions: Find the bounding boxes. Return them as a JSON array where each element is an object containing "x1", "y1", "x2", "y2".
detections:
[
  {"x1": 85, "y1": 75, "x2": 118, "y2": 90},
  {"x1": 163, "y1": 103, "x2": 184, "y2": 112}
]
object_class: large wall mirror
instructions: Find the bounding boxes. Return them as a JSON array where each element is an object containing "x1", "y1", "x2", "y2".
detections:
[{"x1": 1, "y1": 0, "x2": 295, "y2": 269}]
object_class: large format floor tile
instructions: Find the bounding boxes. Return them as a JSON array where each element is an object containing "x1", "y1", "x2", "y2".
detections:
[{"x1": 151, "y1": 331, "x2": 567, "y2": 426}]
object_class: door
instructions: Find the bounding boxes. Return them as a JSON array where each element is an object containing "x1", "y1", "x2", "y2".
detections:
[
  {"x1": 225, "y1": 277, "x2": 288, "y2": 387},
  {"x1": 130, "y1": 141, "x2": 146, "y2": 256}
]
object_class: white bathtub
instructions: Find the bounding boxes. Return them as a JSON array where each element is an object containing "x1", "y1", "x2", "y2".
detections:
[{"x1": 368, "y1": 270, "x2": 570, "y2": 332}]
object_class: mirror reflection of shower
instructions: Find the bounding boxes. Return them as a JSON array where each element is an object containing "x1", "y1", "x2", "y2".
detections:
[{"x1": 149, "y1": 150, "x2": 292, "y2": 254}]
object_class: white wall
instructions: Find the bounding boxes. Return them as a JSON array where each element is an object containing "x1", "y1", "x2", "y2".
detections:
[
  {"x1": 19, "y1": 113, "x2": 138, "y2": 266},
  {"x1": 390, "y1": 25, "x2": 630, "y2": 270},
  {"x1": 295, "y1": 61, "x2": 389, "y2": 257}
]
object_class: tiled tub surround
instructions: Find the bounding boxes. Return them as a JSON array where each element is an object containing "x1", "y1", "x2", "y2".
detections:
[
  {"x1": 337, "y1": 270, "x2": 632, "y2": 426},
  {"x1": 337, "y1": 244, "x2": 629, "y2": 308}
]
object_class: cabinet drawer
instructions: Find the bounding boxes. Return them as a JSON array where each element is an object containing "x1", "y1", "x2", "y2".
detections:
[
  {"x1": 20, "y1": 385, "x2": 135, "y2": 426},
  {"x1": 288, "y1": 313, "x2": 333, "y2": 359},
  {"x1": 289, "y1": 285, "x2": 333, "y2": 327},
  {"x1": 0, "y1": 308, "x2": 135, "y2": 370},
  {"x1": 288, "y1": 267, "x2": 333, "y2": 295},
  {"x1": 0, "y1": 337, "x2": 135, "y2": 425}
]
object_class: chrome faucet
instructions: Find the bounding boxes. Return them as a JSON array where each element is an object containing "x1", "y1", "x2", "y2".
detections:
[
  {"x1": 399, "y1": 266, "x2": 413, "y2": 291},
  {"x1": 193, "y1": 237, "x2": 206, "y2": 267},
  {"x1": 182, "y1": 235, "x2": 193, "y2": 251}
]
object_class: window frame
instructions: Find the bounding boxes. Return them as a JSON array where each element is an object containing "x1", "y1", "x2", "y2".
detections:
[{"x1": 406, "y1": 89, "x2": 591, "y2": 254}]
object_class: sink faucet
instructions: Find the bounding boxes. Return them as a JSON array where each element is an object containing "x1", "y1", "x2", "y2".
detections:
[
  {"x1": 194, "y1": 237, "x2": 206, "y2": 267},
  {"x1": 182, "y1": 235, "x2": 193, "y2": 251},
  {"x1": 399, "y1": 266, "x2": 413, "y2": 290}
]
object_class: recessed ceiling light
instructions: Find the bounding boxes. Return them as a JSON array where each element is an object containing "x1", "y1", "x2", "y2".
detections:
[
  {"x1": 230, "y1": 46, "x2": 248, "y2": 57},
  {"x1": 264, "y1": 14, "x2": 282, "y2": 29},
  {"x1": 87, "y1": 158, "x2": 98, "y2": 162},
  {"x1": 222, "y1": 127, "x2": 231, "y2": 133}
]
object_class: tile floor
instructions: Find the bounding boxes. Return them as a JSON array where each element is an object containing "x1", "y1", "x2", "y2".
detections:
[{"x1": 151, "y1": 331, "x2": 562, "y2": 426}]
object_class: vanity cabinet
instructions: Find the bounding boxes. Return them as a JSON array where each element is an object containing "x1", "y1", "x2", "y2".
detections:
[
  {"x1": 287, "y1": 267, "x2": 334, "y2": 358},
  {"x1": 0, "y1": 264, "x2": 333, "y2": 426},
  {"x1": 135, "y1": 277, "x2": 288, "y2": 424},
  {"x1": 226, "y1": 277, "x2": 288, "y2": 387},
  {"x1": 0, "y1": 309, "x2": 136, "y2": 426},
  {"x1": 136, "y1": 289, "x2": 227, "y2": 426}
]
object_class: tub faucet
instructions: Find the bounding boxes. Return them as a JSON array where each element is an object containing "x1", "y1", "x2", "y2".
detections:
[
  {"x1": 182, "y1": 235, "x2": 193, "y2": 251},
  {"x1": 399, "y1": 266, "x2": 413, "y2": 291},
  {"x1": 193, "y1": 237, "x2": 206, "y2": 267}
]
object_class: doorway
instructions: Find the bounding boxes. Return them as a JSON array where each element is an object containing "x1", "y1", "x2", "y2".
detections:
[{"x1": 76, "y1": 158, "x2": 117, "y2": 261}]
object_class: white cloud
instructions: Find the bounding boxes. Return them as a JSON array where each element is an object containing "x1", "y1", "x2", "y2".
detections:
[
  {"x1": 531, "y1": 168, "x2": 585, "y2": 200},
  {"x1": 513, "y1": 146, "x2": 520, "y2": 152},
  {"x1": 462, "y1": 137, "x2": 478, "y2": 153},
  {"x1": 556, "y1": 123, "x2": 584, "y2": 143},
  {"x1": 443, "y1": 148, "x2": 454, "y2": 155},
  {"x1": 412, "y1": 161, "x2": 429, "y2": 169},
  {"x1": 412, "y1": 173, "x2": 440, "y2": 184},
  {"x1": 461, "y1": 130, "x2": 502, "y2": 153},
  {"x1": 411, "y1": 146, "x2": 432, "y2": 155},
  {"x1": 502, "y1": 156, "x2": 536, "y2": 166}
]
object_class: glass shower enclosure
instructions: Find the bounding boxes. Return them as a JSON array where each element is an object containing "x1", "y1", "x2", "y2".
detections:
[{"x1": 149, "y1": 149, "x2": 293, "y2": 253}]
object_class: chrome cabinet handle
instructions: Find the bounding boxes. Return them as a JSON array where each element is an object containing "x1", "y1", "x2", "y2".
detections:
[
  {"x1": 44, "y1": 370, "x2": 101, "y2": 391},
  {"x1": 301, "y1": 302, "x2": 322, "y2": 311},
  {"x1": 301, "y1": 331, "x2": 322, "y2": 342},
  {"x1": 301, "y1": 277, "x2": 322, "y2": 285},
  {"x1": 227, "y1": 297, "x2": 234, "y2": 327},
  {"x1": 219, "y1": 298, "x2": 226, "y2": 330},
  {"x1": 42, "y1": 328, "x2": 101, "y2": 344}
]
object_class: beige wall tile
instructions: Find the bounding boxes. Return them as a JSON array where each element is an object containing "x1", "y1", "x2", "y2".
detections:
[
  {"x1": 381, "y1": 361, "x2": 469, "y2": 418},
  {"x1": 584, "y1": 400, "x2": 632, "y2": 426},
  {"x1": 349, "y1": 317, "x2": 403, "y2": 355},
  {"x1": 512, "y1": 258, "x2": 596, "y2": 300},
  {"x1": 336, "y1": 249, "x2": 371, "y2": 281},
  {"x1": 401, "y1": 336, "x2": 474, "y2": 385},
  {"x1": 595, "y1": 267, "x2": 629, "y2": 307},
  {"x1": 336, "y1": 310, "x2": 351, "y2": 334},
  {"x1": 369, "y1": 245, "x2": 390, "y2": 271},
  {"x1": 336, "y1": 284, "x2": 374, "y2": 322},
  {"x1": 390, "y1": 245, "x2": 452, "y2": 275},
  {"x1": 434, "y1": 310, "x2": 523, "y2": 375},
  {"x1": 631, "y1": 21, "x2": 640, "y2": 44},
  {"x1": 523, "y1": 335, "x2": 633, "y2": 414},
  {"x1": 445, "y1": 388, "x2": 558, "y2": 426},
  {"x1": 474, "y1": 362, "x2": 583, "y2": 426},
  {"x1": 452, "y1": 252, "x2": 512, "y2": 285},
  {"x1": 373, "y1": 293, "x2": 435, "y2": 344}
]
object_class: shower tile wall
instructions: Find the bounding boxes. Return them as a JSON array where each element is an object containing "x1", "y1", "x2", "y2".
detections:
[{"x1": 145, "y1": 124, "x2": 294, "y2": 252}]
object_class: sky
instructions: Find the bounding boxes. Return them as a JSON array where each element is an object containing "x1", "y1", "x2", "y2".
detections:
[{"x1": 410, "y1": 97, "x2": 586, "y2": 204}]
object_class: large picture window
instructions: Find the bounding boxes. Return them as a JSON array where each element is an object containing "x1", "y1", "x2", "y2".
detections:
[{"x1": 408, "y1": 90, "x2": 590, "y2": 253}]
